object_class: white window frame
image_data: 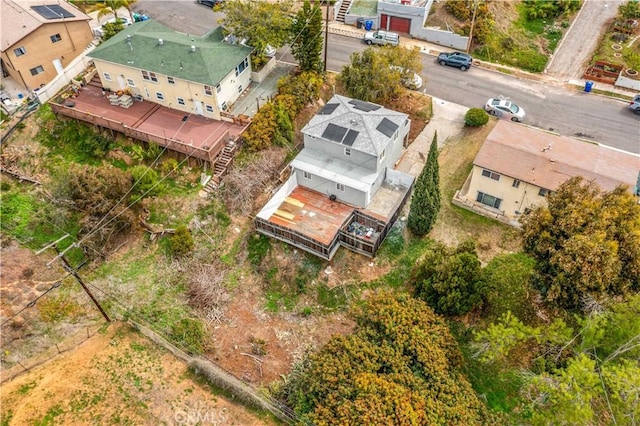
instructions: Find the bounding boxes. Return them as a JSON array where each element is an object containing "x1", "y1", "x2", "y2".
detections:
[
  {"x1": 303, "y1": 171, "x2": 312, "y2": 180},
  {"x1": 167, "y1": 76, "x2": 175, "y2": 84},
  {"x1": 344, "y1": 148, "x2": 351, "y2": 156},
  {"x1": 205, "y1": 104, "x2": 214, "y2": 113},
  {"x1": 126, "y1": 78, "x2": 135, "y2": 87},
  {"x1": 14, "y1": 46, "x2": 26, "y2": 57},
  {"x1": 156, "y1": 92, "x2": 164, "y2": 101},
  {"x1": 380, "y1": 149, "x2": 386, "y2": 161},
  {"x1": 177, "y1": 97, "x2": 185, "y2": 106},
  {"x1": 215, "y1": 83, "x2": 221, "y2": 93},
  {"x1": 204, "y1": 85, "x2": 213, "y2": 96},
  {"x1": 235, "y1": 57, "x2": 249, "y2": 76},
  {"x1": 103, "y1": 72, "x2": 112, "y2": 81},
  {"x1": 512, "y1": 179, "x2": 521, "y2": 188},
  {"x1": 336, "y1": 183, "x2": 345, "y2": 192},
  {"x1": 220, "y1": 101, "x2": 228, "y2": 111},
  {"x1": 538, "y1": 188, "x2": 550, "y2": 197},
  {"x1": 476, "y1": 191, "x2": 502, "y2": 209}
]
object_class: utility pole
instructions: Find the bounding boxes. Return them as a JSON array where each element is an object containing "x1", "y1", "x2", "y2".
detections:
[
  {"x1": 55, "y1": 246, "x2": 111, "y2": 323},
  {"x1": 466, "y1": 0, "x2": 479, "y2": 54},
  {"x1": 323, "y1": 0, "x2": 330, "y2": 72}
]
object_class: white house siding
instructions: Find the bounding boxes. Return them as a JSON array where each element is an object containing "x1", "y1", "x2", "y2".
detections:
[{"x1": 294, "y1": 168, "x2": 368, "y2": 207}]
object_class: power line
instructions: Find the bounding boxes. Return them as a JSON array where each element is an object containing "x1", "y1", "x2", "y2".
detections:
[{"x1": 0, "y1": 276, "x2": 68, "y2": 327}]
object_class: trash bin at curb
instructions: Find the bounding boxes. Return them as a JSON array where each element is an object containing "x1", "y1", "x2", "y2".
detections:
[
  {"x1": 356, "y1": 18, "x2": 364, "y2": 29},
  {"x1": 365, "y1": 20, "x2": 373, "y2": 31},
  {"x1": 584, "y1": 80, "x2": 594, "y2": 93}
]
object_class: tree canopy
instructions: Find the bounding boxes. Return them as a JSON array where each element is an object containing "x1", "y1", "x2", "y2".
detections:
[
  {"x1": 218, "y1": 0, "x2": 293, "y2": 60},
  {"x1": 474, "y1": 295, "x2": 640, "y2": 425},
  {"x1": 284, "y1": 291, "x2": 493, "y2": 425},
  {"x1": 339, "y1": 46, "x2": 422, "y2": 103},
  {"x1": 290, "y1": 0, "x2": 324, "y2": 73},
  {"x1": 520, "y1": 176, "x2": 640, "y2": 310},
  {"x1": 408, "y1": 132, "x2": 440, "y2": 236},
  {"x1": 412, "y1": 240, "x2": 487, "y2": 315}
]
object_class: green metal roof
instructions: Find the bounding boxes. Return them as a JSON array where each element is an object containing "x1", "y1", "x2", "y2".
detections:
[{"x1": 88, "y1": 20, "x2": 253, "y2": 86}]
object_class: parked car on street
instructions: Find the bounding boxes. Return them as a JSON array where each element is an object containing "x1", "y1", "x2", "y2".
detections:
[
  {"x1": 629, "y1": 94, "x2": 640, "y2": 115},
  {"x1": 437, "y1": 51, "x2": 473, "y2": 71},
  {"x1": 196, "y1": 0, "x2": 223, "y2": 6},
  {"x1": 363, "y1": 30, "x2": 400, "y2": 47},
  {"x1": 484, "y1": 97, "x2": 526, "y2": 122}
]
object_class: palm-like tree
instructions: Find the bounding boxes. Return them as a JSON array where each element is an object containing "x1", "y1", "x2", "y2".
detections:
[{"x1": 96, "y1": 0, "x2": 137, "y2": 23}]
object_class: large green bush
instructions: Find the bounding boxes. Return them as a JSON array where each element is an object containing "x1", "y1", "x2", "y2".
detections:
[{"x1": 465, "y1": 107, "x2": 489, "y2": 126}]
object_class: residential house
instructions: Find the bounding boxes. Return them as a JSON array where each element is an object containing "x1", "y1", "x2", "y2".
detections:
[
  {"x1": 255, "y1": 95, "x2": 415, "y2": 260},
  {"x1": 454, "y1": 120, "x2": 640, "y2": 226},
  {"x1": 1, "y1": 0, "x2": 93, "y2": 91},
  {"x1": 341, "y1": 0, "x2": 468, "y2": 50},
  {"x1": 88, "y1": 20, "x2": 253, "y2": 120}
]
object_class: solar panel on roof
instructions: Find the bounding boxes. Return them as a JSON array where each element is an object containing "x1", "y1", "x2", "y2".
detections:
[
  {"x1": 319, "y1": 103, "x2": 339, "y2": 115},
  {"x1": 32, "y1": 5, "x2": 75, "y2": 19},
  {"x1": 348, "y1": 99, "x2": 381, "y2": 112},
  {"x1": 376, "y1": 118, "x2": 399, "y2": 138},
  {"x1": 322, "y1": 123, "x2": 348, "y2": 143},
  {"x1": 342, "y1": 129, "x2": 359, "y2": 146}
]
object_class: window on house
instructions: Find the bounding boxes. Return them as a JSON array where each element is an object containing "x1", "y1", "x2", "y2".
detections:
[
  {"x1": 215, "y1": 83, "x2": 221, "y2": 93},
  {"x1": 144, "y1": 88, "x2": 150, "y2": 98},
  {"x1": 30, "y1": 65, "x2": 44, "y2": 76},
  {"x1": 126, "y1": 78, "x2": 135, "y2": 87},
  {"x1": 14, "y1": 47, "x2": 26, "y2": 57},
  {"x1": 141, "y1": 70, "x2": 158, "y2": 82},
  {"x1": 476, "y1": 192, "x2": 502, "y2": 209},
  {"x1": 481, "y1": 169, "x2": 501, "y2": 181},
  {"x1": 177, "y1": 97, "x2": 185, "y2": 106},
  {"x1": 156, "y1": 92, "x2": 164, "y2": 101},
  {"x1": 538, "y1": 188, "x2": 550, "y2": 197},
  {"x1": 103, "y1": 72, "x2": 112, "y2": 81},
  {"x1": 204, "y1": 85, "x2": 213, "y2": 96},
  {"x1": 220, "y1": 101, "x2": 228, "y2": 111},
  {"x1": 50, "y1": 34, "x2": 62, "y2": 43},
  {"x1": 167, "y1": 76, "x2": 175, "y2": 84},
  {"x1": 205, "y1": 104, "x2": 214, "y2": 113},
  {"x1": 380, "y1": 149, "x2": 385, "y2": 161},
  {"x1": 336, "y1": 183, "x2": 345, "y2": 192},
  {"x1": 235, "y1": 57, "x2": 248, "y2": 76},
  {"x1": 303, "y1": 171, "x2": 312, "y2": 180},
  {"x1": 237, "y1": 85, "x2": 243, "y2": 93},
  {"x1": 344, "y1": 148, "x2": 351, "y2": 156},
  {"x1": 512, "y1": 179, "x2": 521, "y2": 188}
]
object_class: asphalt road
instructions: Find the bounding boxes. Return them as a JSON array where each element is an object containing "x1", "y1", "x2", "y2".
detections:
[
  {"x1": 131, "y1": 2, "x2": 640, "y2": 155},
  {"x1": 311, "y1": 34, "x2": 640, "y2": 155}
]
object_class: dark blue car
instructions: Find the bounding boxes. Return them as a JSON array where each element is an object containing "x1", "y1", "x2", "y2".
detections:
[{"x1": 437, "y1": 51, "x2": 473, "y2": 71}]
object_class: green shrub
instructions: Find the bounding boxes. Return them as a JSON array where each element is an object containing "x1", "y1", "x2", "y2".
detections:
[
  {"x1": 168, "y1": 225, "x2": 194, "y2": 258},
  {"x1": 247, "y1": 233, "x2": 271, "y2": 267},
  {"x1": 130, "y1": 165, "x2": 163, "y2": 199},
  {"x1": 465, "y1": 108, "x2": 489, "y2": 126}
]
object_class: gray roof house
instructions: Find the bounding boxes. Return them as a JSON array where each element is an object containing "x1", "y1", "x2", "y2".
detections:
[{"x1": 255, "y1": 95, "x2": 415, "y2": 260}]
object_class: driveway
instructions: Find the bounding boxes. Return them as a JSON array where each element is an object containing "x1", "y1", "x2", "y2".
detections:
[
  {"x1": 545, "y1": 0, "x2": 626, "y2": 80},
  {"x1": 131, "y1": 0, "x2": 224, "y2": 36}
]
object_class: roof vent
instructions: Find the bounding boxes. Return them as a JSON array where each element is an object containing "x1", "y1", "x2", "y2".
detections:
[
  {"x1": 190, "y1": 45, "x2": 196, "y2": 53},
  {"x1": 158, "y1": 38, "x2": 163, "y2": 45},
  {"x1": 126, "y1": 34, "x2": 131, "y2": 41}
]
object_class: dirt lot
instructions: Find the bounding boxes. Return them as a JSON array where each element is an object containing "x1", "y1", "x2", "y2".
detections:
[{"x1": 1, "y1": 322, "x2": 275, "y2": 425}]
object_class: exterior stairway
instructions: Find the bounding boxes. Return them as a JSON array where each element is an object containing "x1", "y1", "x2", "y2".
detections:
[
  {"x1": 88, "y1": 74, "x2": 103, "y2": 89},
  {"x1": 336, "y1": 0, "x2": 352, "y2": 23},
  {"x1": 212, "y1": 139, "x2": 239, "y2": 183}
]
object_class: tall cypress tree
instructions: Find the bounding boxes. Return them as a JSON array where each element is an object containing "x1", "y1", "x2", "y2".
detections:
[
  {"x1": 408, "y1": 133, "x2": 441, "y2": 236},
  {"x1": 290, "y1": 0, "x2": 324, "y2": 73}
]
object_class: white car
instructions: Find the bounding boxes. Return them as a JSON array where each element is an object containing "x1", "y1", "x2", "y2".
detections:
[
  {"x1": 390, "y1": 66, "x2": 423, "y2": 90},
  {"x1": 484, "y1": 97, "x2": 526, "y2": 122}
]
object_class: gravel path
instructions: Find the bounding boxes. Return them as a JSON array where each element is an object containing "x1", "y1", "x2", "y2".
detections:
[{"x1": 545, "y1": 0, "x2": 626, "y2": 80}]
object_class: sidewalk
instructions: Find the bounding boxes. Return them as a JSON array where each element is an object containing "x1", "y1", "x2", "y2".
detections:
[{"x1": 326, "y1": 22, "x2": 637, "y2": 99}]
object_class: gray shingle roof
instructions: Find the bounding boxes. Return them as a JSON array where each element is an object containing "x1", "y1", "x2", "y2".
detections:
[
  {"x1": 88, "y1": 20, "x2": 253, "y2": 86},
  {"x1": 302, "y1": 95, "x2": 409, "y2": 156}
]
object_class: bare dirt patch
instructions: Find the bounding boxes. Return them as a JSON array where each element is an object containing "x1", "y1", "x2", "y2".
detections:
[{"x1": 1, "y1": 323, "x2": 274, "y2": 425}]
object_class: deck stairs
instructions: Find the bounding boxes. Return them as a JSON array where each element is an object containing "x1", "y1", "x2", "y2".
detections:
[{"x1": 336, "y1": 0, "x2": 352, "y2": 23}]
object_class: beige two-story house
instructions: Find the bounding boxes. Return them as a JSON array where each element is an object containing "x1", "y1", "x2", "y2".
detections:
[
  {"x1": 454, "y1": 120, "x2": 640, "y2": 226},
  {"x1": 1, "y1": 0, "x2": 93, "y2": 91},
  {"x1": 88, "y1": 20, "x2": 253, "y2": 120}
]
